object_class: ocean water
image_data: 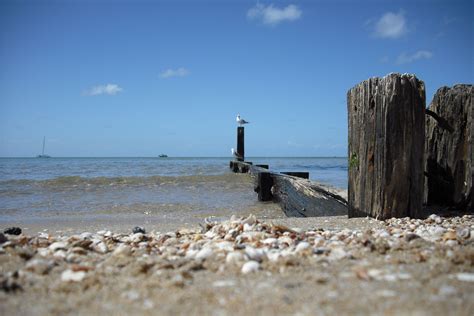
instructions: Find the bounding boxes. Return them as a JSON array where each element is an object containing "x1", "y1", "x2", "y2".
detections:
[{"x1": 0, "y1": 157, "x2": 347, "y2": 227}]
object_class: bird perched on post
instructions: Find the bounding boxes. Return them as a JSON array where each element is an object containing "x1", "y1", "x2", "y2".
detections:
[
  {"x1": 236, "y1": 114, "x2": 249, "y2": 127},
  {"x1": 231, "y1": 148, "x2": 243, "y2": 160}
]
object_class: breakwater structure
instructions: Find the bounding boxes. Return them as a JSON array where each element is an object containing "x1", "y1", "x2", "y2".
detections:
[{"x1": 231, "y1": 73, "x2": 472, "y2": 220}]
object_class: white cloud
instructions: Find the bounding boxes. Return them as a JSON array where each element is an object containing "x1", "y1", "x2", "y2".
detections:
[
  {"x1": 373, "y1": 11, "x2": 407, "y2": 39},
  {"x1": 396, "y1": 50, "x2": 433, "y2": 64},
  {"x1": 247, "y1": 3, "x2": 302, "y2": 26},
  {"x1": 85, "y1": 84, "x2": 123, "y2": 96},
  {"x1": 159, "y1": 67, "x2": 190, "y2": 79}
]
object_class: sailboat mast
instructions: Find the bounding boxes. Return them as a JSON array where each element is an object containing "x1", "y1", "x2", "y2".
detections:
[{"x1": 42, "y1": 136, "x2": 45, "y2": 155}]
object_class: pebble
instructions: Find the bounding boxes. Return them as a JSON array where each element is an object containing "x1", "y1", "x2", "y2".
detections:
[
  {"x1": 4, "y1": 227, "x2": 22, "y2": 235},
  {"x1": 241, "y1": 261, "x2": 259, "y2": 274},
  {"x1": 455, "y1": 273, "x2": 474, "y2": 282},
  {"x1": 0, "y1": 233, "x2": 8, "y2": 244},
  {"x1": 61, "y1": 269, "x2": 86, "y2": 282},
  {"x1": 132, "y1": 226, "x2": 146, "y2": 234}
]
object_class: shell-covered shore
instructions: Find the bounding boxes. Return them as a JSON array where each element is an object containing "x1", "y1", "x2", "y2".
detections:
[{"x1": 1, "y1": 214, "x2": 473, "y2": 315}]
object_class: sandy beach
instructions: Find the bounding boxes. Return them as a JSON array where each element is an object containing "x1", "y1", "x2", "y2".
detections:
[{"x1": 1, "y1": 213, "x2": 473, "y2": 315}]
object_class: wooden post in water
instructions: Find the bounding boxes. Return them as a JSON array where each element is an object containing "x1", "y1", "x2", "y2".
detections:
[
  {"x1": 237, "y1": 127, "x2": 245, "y2": 161},
  {"x1": 256, "y1": 172, "x2": 273, "y2": 201},
  {"x1": 347, "y1": 73, "x2": 426, "y2": 219}
]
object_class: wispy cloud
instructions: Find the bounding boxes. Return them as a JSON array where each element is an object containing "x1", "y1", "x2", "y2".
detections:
[
  {"x1": 372, "y1": 10, "x2": 407, "y2": 39},
  {"x1": 84, "y1": 84, "x2": 123, "y2": 96},
  {"x1": 159, "y1": 67, "x2": 190, "y2": 79},
  {"x1": 247, "y1": 3, "x2": 302, "y2": 26},
  {"x1": 396, "y1": 50, "x2": 433, "y2": 64}
]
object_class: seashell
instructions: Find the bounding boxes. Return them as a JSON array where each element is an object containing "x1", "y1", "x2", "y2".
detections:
[
  {"x1": 242, "y1": 214, "x2": 257, "y2": 226},
  {"x1": 445, "y1": 240, "x2": 458, "y2": 247},
  {"x1": 69, "y1": 247, "x2": 87, "y2": 255},
  {"x1": 93, "y1": 242, "x2": 108, "y2": 254},
  {"x1": 243, "y1": 223, "x2": 254, "y2": 232},
  {"x1": 266, "y1": 251, "x2": 281, "y2": 262},
  {"x1": 38, "y1": 232, "x2": 49, "y2": 239},
  {"x1": 49, "y1": 242, "x2": 68, "y2": 252},
  {"x1": 195, "y1": 247, "x2": 213, "y2": 260},
  {"x1": 262, "y1": 238, "x2": 278, "y2": 246},
  {"x1": 241, "y1": 260, "x2": 259, "y2": 274},
  {"x1": 113, "y1": 244, "x2": 132, "y2": 256},
  {"x1": 214, "y1": 241, "x2": 234, "y2": 252},
  {"x1": 226, "y1": 251, "x2": 244, "y2": 264},
  {"x1": 61, "y1": 269, "x2": 86, "y2": 282},
  {"x1": 80, "y1": 232, "x2": 93, "y2": 239},
  {"x1": 53, "y1": 250, "x2": 67, "y2": 259},
  {"x1": 130, "y1": 233, "x2": 144, "y2": 243},
  {"x1": 328, "y1": 247, "x2": 347, "y2": 260},
  {"x1": 455, "y1": 273, "x2": 474, "y2": 282},
  {"x1": 244, "y1": 246, "x2": 265, "y2": 262},
  {"x1": 295, "y1": 242, "x2": 310, "y2": 253},
  {"x1": 442, "y1": 231, "x2": 457, "y2": 241},
  {"x1": 456, "y1": 228, "x2": 470, "y2": 240},
  {"x1": 278, "y1": 236, "x2": 293, "y2": 247}
]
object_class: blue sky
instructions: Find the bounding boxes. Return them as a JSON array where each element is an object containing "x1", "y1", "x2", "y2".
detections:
[{"x1": 0, "y1": 0, "x2": 472, "y2": 157}]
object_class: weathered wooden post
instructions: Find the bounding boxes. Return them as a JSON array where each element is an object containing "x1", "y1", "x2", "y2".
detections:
[
  {"x1": 347, "y1": 73, "x2": 426, "y2": 219},
  {"x1": 425, "y1": 84, "x2": 473, "y2": 210},
  {"x1": 256, "y1": 172, "x2": 273, "y2": 201},
  {"x1": 237, "y1": 127, "x2": 245, "y2": 161}
]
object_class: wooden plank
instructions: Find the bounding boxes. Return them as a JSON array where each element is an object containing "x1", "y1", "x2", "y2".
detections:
[
  {"x1": 255, "y1": 164, "x2": 269, "y2": 169},
  {"x1": 347, "y1": 73, "x2": 425, "y2": 219},
  {"x1": 281, "y1": 172, "x2": 309, "y2": 179},
  {"x1": 230, "y1": 161, "x2": 347, "y2": 217}
]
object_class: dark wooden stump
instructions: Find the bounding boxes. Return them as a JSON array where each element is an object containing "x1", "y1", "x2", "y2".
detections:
[
  {"x1": 256, "y1": 172, "x2": 273, "y2": 201},
  {"x1": 347, "y1": 73, "x2": 426, "y2": 219},
  {"x1": 425, "y1": 84, "x2": 473, "y2": 210},
  {"x1": 237, "y1": 127, "x2": 245, "y2": 161}
]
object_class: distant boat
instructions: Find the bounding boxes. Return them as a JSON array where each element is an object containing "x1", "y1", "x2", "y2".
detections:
[
  {"x1": 36, "y1": 136, "x2": 51, "y2": 158},
  {"x1": 158, "y1": 154, "x2": 168, "y2": 158}
]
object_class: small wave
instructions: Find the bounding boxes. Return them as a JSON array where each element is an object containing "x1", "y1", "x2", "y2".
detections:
[{"x1": 0, "y1": 173, "x2": 248, "y2": 188}]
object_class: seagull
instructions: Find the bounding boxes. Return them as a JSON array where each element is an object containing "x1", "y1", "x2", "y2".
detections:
[
  {"x1": 231, "y1": 148, "x2": 243, "y2": 160},
  {"x1": 236, "y1": 114, "x2": 249, "y2": 126}
]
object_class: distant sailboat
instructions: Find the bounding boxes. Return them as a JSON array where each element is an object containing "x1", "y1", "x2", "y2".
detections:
[{"x1": 36, "y1": 136, "x2": 51, "y2": 158}]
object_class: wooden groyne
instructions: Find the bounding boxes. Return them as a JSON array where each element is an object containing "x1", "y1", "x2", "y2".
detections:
[
  {"x1": 231, "y1": 74, "x2": 472, "y2": 220},
  {"x1": 229, "y1": 160, "x2": 347, "y2": 218}
]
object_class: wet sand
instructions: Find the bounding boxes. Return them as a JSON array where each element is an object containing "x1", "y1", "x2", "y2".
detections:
[{"x1": 1, "y1": 213, "x2": 473, "y2": 315}]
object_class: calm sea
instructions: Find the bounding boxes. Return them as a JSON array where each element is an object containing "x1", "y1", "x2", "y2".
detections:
[{"x1": 0, "y1": 157, "x2": 347, "y2": 227}]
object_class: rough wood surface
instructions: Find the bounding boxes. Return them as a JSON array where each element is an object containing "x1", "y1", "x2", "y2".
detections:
[
  {"x1": 237, "y1": 127, "x2": 245, "y2": 161},
  {"x1": 425, "y1": 84, "x2": 473, "y2": 210},
  {"x1": 230, "y1": 161, "x2": 347, "y2": 217},
  {"x1": 347, "y1": 73, "x2": 426, "y2": 219}
]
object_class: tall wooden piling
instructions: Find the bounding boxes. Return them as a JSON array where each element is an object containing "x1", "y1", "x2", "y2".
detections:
[
  {"x1": 425, "y1": 84, "x2": 473, "y2": 210},
  {"x1": 347, "y1": 73, "x2": 426, "y2": 219},
  {"x1": 237, "y1": 127, "x2": 245, "y2": 161}
]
